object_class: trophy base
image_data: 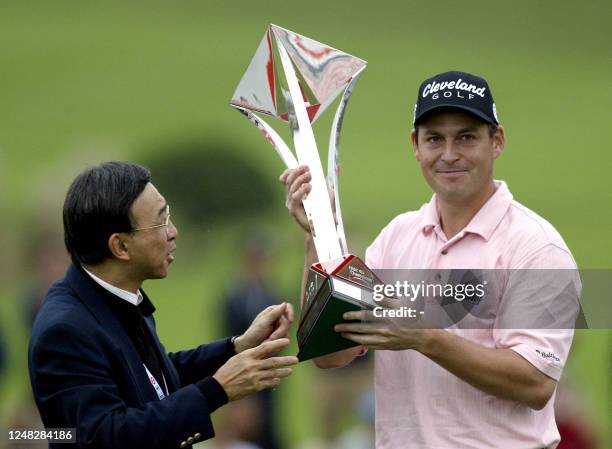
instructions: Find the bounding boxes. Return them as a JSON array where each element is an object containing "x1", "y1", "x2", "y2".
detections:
[{"x1": 297, "y1": 254, "x2": 379, "y2": 362}]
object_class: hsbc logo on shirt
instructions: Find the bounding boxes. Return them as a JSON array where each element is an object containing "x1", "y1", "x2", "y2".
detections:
[{"x1": 422, "y1": 78, "x2": 487, "y2": 100}]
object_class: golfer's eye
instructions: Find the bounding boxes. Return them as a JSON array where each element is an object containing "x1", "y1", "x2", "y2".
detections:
[
  {"x1": 460, "y1": 134, "x2": 476, "y2": 142},
  {"x1": 426, "y1": 136, "x2": 442, "y2": 144}
]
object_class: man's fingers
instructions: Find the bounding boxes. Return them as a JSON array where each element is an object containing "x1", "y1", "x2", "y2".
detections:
[
  {"x1": 290, "y1": 183, "x2": 311, "y2": 204},
  {"x1": 288, "y1": 169, "x2": 312, "y2": 202},
  {"x1": 280, "y1": 165, "x2": 309, "y2": 187},
  {"x1": 342, "y1": 310, "x2": 368, "y2": 321},
  {"x1": 259, "y1": 355, "x2": 299, "y2": 369},
  {"x1": 340, "y1": 332, "x2": 387, "y2": 347},
  {"x1": 289, "y1": 170, "x2": 312, "y2": 196},
  {"x1": 250, "y1": 338, "x2": 290, "y2": 358},
  {"x1": 267, "y1": 302, "x2": 295, "y2": 340},
  {"x1": 279, "y1": 168, "x2": 292, "y2": 184},
  {"x1": 260, "y1": 303, "x2": 287, "y2": 323},
  {"x1": 259, "y1": 367, "x2": 293, "y2": 380},
  {"x1": 334, "y1": 322, "x2": 378, "y2": 334},
  {"x1": 266, "y1": 303, "x2": 292, "y2": 340},
  {"x1": 284, "y1": 302, "x2": 295, "y2": 322},
  {"x1": 268, "y1": 317, "x2": 291, "y2": 341},
  {"x1": 280, "y1": 167, "x2": 300, "y2": 185},
  {"x1": 281, "y1": 166, "x2": 312, "y2": 232},
  {"x1": 258, "y1": 378, "x2": 281, "y2": 390}
]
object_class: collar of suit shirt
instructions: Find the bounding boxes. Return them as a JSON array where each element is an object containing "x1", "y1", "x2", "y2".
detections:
[{"x1": 83, "y1": 267, "x2": 144, "y2": 306}]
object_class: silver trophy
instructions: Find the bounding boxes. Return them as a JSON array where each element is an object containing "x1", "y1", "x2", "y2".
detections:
[{"x1": 231, "y1": 25, "x2": 378, "y2": 360}]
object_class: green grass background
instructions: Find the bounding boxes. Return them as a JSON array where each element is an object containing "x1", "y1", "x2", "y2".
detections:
[{"x1": 1, "y1": 0, "x2": 610, "y2": 447}]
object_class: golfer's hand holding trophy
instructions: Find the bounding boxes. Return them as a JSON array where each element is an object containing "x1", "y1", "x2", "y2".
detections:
[{"x1": 230, "y1": 25, "x2": 378, "y2": 361}]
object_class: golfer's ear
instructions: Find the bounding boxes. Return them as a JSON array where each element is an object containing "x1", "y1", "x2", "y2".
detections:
[
  {"x1": 493, "y1": 125, "x2": 505, "y2": 159},
  {"x1": 411, "y1": 128, "x2": 421, "y2": 161}
]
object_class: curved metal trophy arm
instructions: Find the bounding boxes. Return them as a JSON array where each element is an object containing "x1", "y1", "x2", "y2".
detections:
[
  {"x1": 276, "y1": 44, "x2": 343, "y2": 262},
  {"x1": 231, "y1": 106, "x2": 298, "y2": 169},
  {"x1": 327, "y1": 66, "x2": 367, "y2": 256}
]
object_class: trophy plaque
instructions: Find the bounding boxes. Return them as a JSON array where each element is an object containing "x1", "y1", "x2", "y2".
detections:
[{"x1": 230, "y1": 24, "x2": 378, "y2": 361}]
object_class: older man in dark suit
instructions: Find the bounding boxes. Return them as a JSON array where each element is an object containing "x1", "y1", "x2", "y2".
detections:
[{"x1": 28, "y1": 161, "x2": 297, "y2": 449}]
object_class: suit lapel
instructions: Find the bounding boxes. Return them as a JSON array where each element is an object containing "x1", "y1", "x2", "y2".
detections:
[{"x1": 65, "y1": 264, "x2": 160, "y2": 403}]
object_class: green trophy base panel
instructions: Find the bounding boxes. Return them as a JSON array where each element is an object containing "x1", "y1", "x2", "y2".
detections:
[{"x1": 297, "y1": 277, "x2": 374, "y2": 362}]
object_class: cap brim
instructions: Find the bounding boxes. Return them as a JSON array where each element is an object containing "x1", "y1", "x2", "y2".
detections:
[{"x1": 414, "y1": 103, "x2": 498, "y2": 126}]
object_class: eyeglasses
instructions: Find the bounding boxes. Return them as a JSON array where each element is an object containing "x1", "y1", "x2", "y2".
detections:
[{"x1": 132, "y1": 205, "x2": 171, "y2": 232}]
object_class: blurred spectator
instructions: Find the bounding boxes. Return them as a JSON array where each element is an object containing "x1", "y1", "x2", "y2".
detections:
[
  {"x1": 314, "y1": 354, "x2": 372, "y2": 447},
  {"x1": 0, "y1": 328, "x2": 5, "y2": 378},
  {"x1": 5, "y1": 224, "x2": 68, "y2": 444},
  {"x1": 221, "y1": 237, "x2": 282, "y2": 449},
  {"x1": 555, "y1": 380, "x2": 598, "y2": 449},
  {"x1": 554, "y1": 338, "x2": 598, "y2": 449},
  {"x1": 23, "y1": 227, "x2": 69, "y2": 325},
  {"x1": 555, "y1": 382, "x2": 597, "y2": 449},
  {"x1": 332, "y1": 389, "x2": 375, "y2": 449},
  {"x1": 196, "y1": 397, "x2": 264, "y2": 449}
]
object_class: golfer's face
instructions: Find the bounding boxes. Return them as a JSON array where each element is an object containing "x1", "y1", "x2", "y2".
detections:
[{"x1": 412, "y1": 110, "x2": 503, "y2": 203}]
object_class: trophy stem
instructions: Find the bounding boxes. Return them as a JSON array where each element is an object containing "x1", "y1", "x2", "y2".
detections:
[
  {"x1": 327, "y1": 66, "x2": 367, "y2": 255},
  {"x1": 232, "y1": 106, "x2": 298, "y2": 169},
  {"x1": 277, "y1": 44, "x2": 343, "y2": 262}
]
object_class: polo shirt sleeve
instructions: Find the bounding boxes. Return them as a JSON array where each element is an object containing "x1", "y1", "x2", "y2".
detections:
[{"x1": 493, "y1": 244, "x2": 580, "y2": 381}]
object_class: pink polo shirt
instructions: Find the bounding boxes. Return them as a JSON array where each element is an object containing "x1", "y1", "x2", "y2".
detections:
[{"x1": 365, "y1": 180, "x2": 576, "y2": 449}]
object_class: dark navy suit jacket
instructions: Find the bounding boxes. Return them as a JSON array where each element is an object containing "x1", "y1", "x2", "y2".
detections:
[{"x1": 28, "y1": 264, "x2": 234, "y2": 449}]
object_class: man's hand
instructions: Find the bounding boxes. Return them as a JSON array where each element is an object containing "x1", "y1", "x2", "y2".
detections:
[
  {"x1": 213, "y1": 338, "x2": 298, "y2": 401},
  {"x1": 279, "y1": 166, "x2": 312, "y2": 233},
  {"x1": 233, "y1": 303, "x2": 295, "y2": 353},
  {"x1": 334, "y1": 310, "x2": 430, "y2": 351}
]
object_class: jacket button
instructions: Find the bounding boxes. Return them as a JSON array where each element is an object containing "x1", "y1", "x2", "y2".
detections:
[
  {"x1": 194, "y1": 433, "x2": 202, "y2": 441},
  {"x1": 180, "y1": 442, "x2": 187, "y2": 448}
]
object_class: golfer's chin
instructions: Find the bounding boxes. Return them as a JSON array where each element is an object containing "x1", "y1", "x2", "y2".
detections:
[
  {"x1": 428, "y1": 173, "x2": 470, "y2": 197},
  {"x1": 434, "y1": 170, "x2": 471, "y2": 186}
]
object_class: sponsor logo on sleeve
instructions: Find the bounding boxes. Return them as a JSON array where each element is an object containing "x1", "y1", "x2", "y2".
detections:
[{"x1": 535, "y1": 348, "x2": 561, "y2": 363}]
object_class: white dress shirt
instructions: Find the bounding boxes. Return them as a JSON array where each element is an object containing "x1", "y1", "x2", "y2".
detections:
[{"x1": 83, "y1": 268, "x2": 143, "y2": 306}]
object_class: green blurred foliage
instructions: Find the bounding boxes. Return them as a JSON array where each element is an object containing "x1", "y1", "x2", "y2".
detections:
[
  {"x1": 144, "y1": 137, "x2": 279, "y2": 226},
  {"x1": 0, "y1": 0, "x2": 610, "y2": 446}
]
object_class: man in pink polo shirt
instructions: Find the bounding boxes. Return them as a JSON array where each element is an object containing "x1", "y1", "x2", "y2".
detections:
[{"x1": 280, "y1": 71, "x2": 578, "y2": 448}]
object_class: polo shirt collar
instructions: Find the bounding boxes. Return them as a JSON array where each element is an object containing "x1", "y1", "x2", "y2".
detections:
[
  {"x1": 464, "y1": 180, "x2": 513, "y2": 240},
  {"x1": 422, "y1": 197, "x2": 439, "y2": 232},
  {"x1": 421, "y1": 180, "x2": 513, "y2": 241}
]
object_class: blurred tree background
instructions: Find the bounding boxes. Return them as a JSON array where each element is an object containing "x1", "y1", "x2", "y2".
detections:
[{"x1": 0, "y1": 0, "x2": 610, "y2": 447}]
